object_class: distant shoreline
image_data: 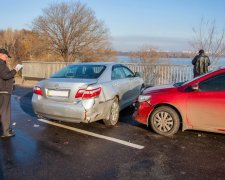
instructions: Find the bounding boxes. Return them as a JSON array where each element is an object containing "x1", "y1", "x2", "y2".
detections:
[
  {"x1": 117, "y1": 56, "x2": 225, "y2": 66},
  {"x1": 116, "y1": 52, "x2": 225, "y2": 59}
]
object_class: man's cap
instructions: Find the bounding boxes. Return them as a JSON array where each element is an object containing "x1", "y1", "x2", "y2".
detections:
[
  {"x1": 199, "y1": 49, "x2": 204, "y2": 54},
  {"x1": 0, "y1": 48, "x2": 11, "y2": 58}
]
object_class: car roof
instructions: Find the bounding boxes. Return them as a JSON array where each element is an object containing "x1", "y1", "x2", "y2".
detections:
[
  {"x1": 214, "y1": 67, "x2": 225, "y2": 73},
  {"x1": 205, "y1": 67, "x2": 225, "y2": 77},
  {"x1": 181, "y1": 67, "x2": 225, "y2": 86}
]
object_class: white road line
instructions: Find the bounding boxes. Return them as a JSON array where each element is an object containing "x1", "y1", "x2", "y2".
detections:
[{"x1": 38, "y1": 119, "x2": 144, "y2": 150}]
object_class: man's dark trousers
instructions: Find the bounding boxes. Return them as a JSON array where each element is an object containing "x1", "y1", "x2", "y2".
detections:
[{"x1": 0, "y1": 94, "x2": 11, "y2": 134}]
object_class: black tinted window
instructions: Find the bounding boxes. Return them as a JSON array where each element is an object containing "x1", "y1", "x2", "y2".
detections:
[
  {"x1": 51, "y1": 65, "x2": 106, "y2": 79},
  {"x1": 199, "y1": 74, "x2": 225, "y2": 91}
]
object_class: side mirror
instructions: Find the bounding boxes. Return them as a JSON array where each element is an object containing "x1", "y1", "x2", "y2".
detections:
[
  {"x1": 191, "y1": 83, "x2": 199, "y2": 91},
  {"x1": 186, "y1": 83, "x2": 199, "y2": 92},
  {"x1": 134, "y1": 72, "x2": 141, "y2": 77}
]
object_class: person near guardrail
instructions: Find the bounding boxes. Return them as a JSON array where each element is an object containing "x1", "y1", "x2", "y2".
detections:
[
  {"x1": 0, "y1": 48, "x2": 23, "y2": 138},
  {"x1": 192, "y1": 49, "x2": 211, "y2": 78}
]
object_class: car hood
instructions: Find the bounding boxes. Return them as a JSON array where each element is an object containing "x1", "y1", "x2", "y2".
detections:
[{"x1": 142, "y1": 84, "x2": 177, "y2": 94}]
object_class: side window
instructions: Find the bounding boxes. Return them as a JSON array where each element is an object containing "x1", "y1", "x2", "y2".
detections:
[
  {"x1": 199, "y1": 74, "x2": 225, "y2": 91},
  {"x1": 122, "y1": 66, "x2": 134, "y2": 78},
  {"x1": 112, "y1": 66, "x2": 126, "y2": 80}
]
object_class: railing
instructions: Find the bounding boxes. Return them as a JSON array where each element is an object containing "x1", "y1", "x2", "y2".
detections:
[
  {"x1": 125, "y1": 63, "x2": 193, "y2": 85},
  {"x1": 22, "y1": 61, "x2": 222, "y2": 86},
  {"x1": 22, "y1": 61, "x2": 71, "y2": 79}
]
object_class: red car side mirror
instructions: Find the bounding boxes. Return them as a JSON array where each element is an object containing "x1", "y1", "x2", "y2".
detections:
[{"x1": 191, "y1": 83, "x2": 199, "y2": 91}]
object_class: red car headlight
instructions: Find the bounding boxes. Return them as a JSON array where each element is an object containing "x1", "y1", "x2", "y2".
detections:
[{"x1": 138, "y1": 95, "x2": 151, "y2": 102}]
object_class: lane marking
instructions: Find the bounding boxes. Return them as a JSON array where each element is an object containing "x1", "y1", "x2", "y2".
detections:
[{"x1": 38, "y1": 119, "x2": 144, "y2": 150}]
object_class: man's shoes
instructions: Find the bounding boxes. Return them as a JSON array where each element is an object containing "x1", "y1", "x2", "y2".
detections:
[
  {"x1": 1, "y1": 132, "x2": 15, "y2": 138},
  {"x1": 1, "y1": 129, "x2": 15, "y2": 138}
]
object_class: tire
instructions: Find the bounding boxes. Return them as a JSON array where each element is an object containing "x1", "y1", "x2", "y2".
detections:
[
  {"x1": 150, "y1": 106, "x2": 180, "y2": 136},
  {"x1": 103, "y1": 97, "x2": 119, "y2": 127}
]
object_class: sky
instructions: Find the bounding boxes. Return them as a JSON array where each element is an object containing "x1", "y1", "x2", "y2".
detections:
[{"x1": 1, "y1": 0, "x2": 225, "y2": 51}]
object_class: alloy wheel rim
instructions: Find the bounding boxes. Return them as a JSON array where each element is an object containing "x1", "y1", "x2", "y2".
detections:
[{"x1": 153, "y1": 111, "x2": 174, "y2": 132}]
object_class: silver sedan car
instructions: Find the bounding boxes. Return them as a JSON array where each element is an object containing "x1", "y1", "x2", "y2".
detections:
[{"x1": 32, "y1": 62, "x2": 144, "y2": 126}]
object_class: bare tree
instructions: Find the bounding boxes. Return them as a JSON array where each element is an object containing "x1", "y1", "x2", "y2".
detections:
[
  {"x1": 13, "y1": 30, "x2": 52, "y2": 62},
  {"x1": 191, "y1": 18, "x2": 225, "y2": 65},
  {"x1": 0, "y1": 28, "x2": 20, "y2": 69},
  {"x1": 129, "y1": 45, "x2": 160, "y2": 63},
  {"x1": 128, "y1": 46, "x2": 161, "y2": 85},
  {"x1": 32, "y1": 1, "x2": 115, "y2": 62},
  {"x1": 0, "y1": 28, "x2": 17, "y2": 56}
]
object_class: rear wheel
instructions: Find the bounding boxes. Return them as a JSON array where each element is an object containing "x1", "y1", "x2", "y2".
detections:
[
  {"x1": 150, "y1": 106, "x2": 180, "y2": 136},
  {"x1": 103, "y1": 97, "x2": 119, "y2": 127}
]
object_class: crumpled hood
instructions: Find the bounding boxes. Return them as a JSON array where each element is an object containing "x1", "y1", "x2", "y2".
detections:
[{"x1": 142, "y1": 84, "x2": 176, "y2": 94}]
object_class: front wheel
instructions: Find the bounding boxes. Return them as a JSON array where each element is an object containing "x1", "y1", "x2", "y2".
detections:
[
  {"x1": 150, "y1": 106, "x2": 180, "y2": 136},
  {"x1": 103, "y1": 97, "x2": 119, "y2": 127}
]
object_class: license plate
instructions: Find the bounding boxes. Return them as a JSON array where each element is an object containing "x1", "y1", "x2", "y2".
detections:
[{"x1": 47, "y1": 90, "x2": 69, "y2": 97}]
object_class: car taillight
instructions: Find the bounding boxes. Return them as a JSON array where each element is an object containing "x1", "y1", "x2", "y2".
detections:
[
  {"x1": 75, "y1": 89, "x2": 86, "y2": 98},
  {"x1": 33, "y1": 86, "x2": 43, "y2": 96},
  {"x1": 75, "y1": 87, "x2": 101, "y2": 99}
]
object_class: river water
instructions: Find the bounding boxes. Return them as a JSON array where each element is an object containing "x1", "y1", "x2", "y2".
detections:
[{"x1": 116, "y1": 56, "x2": 225, "y2": 66}]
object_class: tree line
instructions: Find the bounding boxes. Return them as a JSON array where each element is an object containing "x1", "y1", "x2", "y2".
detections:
[
  {"x1": 1, "y1": 1, "x2": 225, "y2": 65},
  {"x1": 0, "y1": 1, "x2": 116, "y2": 66}
]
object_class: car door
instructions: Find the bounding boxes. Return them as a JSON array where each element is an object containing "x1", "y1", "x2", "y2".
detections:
[
  {"x1": 111, "y1": 65, "x2": 131, "y2": 109},
  {"x1": 121, "y1": 66, "x2": 142, "y2": 103},
  {"x1": 187, "y1": 74, "x2": 225, "y2": 132}
]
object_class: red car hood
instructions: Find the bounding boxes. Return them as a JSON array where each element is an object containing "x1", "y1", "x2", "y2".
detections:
[{"x1": 143, "y1": 84, "x2": 177, "y2": 94}]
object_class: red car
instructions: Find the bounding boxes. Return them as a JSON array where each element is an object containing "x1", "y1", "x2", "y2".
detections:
[{"x1": 133, "y1": 68, "x2": 225, "y2": 136}]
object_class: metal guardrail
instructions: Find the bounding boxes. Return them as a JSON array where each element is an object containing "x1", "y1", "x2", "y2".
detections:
[
  {"x1": 22, "y1": 61, "x2": 222, "y2": 86},
  {"x1": 125, "y1": 63, "x2": 193, "y2": 85},
  {"x1": 22, "y1": 61, "x2": 71, "y2": 79}
]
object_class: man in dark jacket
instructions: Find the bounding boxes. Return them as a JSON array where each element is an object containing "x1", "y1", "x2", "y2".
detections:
[
  {"x1": 0, "y1": 48, "x2": 22, "y2": 138},
  {"x1": 192, "y1": 49, "x2": 211, "y2": 78}
]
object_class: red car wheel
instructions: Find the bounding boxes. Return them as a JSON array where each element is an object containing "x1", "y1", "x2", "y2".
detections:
[{"x1": 150, "y1": 106, "x2": 180, "y2": 136}]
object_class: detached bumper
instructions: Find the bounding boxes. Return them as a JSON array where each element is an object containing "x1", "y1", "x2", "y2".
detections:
[{"x1": 133, "y1": 101, "x2": 153, "y2": 125}]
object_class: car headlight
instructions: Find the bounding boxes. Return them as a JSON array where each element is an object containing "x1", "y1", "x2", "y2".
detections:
[{"x1": 138, "y1": 95, "x2": 151, "y2": 102}]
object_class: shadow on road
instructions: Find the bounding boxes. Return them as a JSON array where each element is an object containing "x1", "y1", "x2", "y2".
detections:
[
  {"x1": 13, "y1": 85, "x2": 36, "y2": 117},
  {"x1": 20, "y1": 91, "x2": 36, "y2": 117}
]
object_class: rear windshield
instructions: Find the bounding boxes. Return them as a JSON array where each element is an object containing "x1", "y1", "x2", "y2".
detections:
[{"x1": 50, "y1": 65, "x2": 106, "y2": 79}]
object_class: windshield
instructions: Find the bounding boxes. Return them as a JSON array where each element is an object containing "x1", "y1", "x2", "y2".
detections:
[
  {"x1": 173, "y1": 81, "x2": 187, "y2": 87},
  {"x1": 50, "y1": 65, "x2": 106, "y2": 79},
  {"x1": 173, "y1": 70, "x2": 214, "y2": 87}
]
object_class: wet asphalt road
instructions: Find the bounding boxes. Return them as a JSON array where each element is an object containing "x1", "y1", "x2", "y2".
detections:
[{"x1": 0, "y1": 86, "x2": 225, "y2": 180}]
